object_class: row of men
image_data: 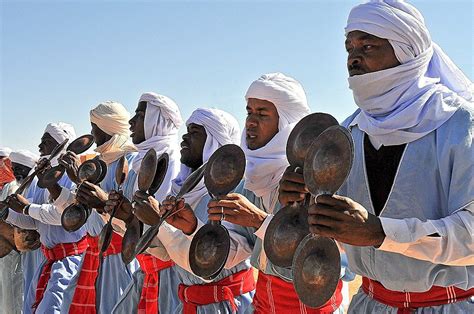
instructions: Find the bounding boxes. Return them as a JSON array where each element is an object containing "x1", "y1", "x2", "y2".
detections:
[{"x1": 1, "y1": 1, "x2": 473, "y2": 313}]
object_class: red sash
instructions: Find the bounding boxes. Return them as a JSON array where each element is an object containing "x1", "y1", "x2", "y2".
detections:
[
  {"x1": 32, "y1": 237, "x2": 88, "y2": 311},
  {"x1": 362, "y1": 277, "x2": 474, "y2": 313},
  {"x1": 178, "y1": 268, "x2": 255, "y2": 314},
  {"x1": 137, "y1": 254, "x2": 174, "y2": 314},
  {"x1": 253, "y1": 272, "x2": 343, "y2": 314},
  {"x1": 69, "y1": 233, "x2": 123, "y2": 314}
]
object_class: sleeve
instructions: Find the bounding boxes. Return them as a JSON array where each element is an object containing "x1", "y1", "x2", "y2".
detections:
[
  {"x1": 5, "y1": 209, "x2": 37, "y2": 230},
  {"x1": 378, "y1": 208, "x2": 474, "y2": 266},
  {"x1": 27, "y1": 187, "x2": 76, "y2": 225}
]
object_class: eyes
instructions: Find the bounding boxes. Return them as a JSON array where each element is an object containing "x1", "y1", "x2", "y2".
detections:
[{"x1": 345, "y1": 44, "x2": 375, "y2": 53}]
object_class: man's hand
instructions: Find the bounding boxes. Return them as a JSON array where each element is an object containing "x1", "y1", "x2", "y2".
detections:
[
  {"x1": 207, "y1": 193, "x2": 268, "y2": 229},
  {"x1": 104, "y1": 190, "x2": 133, "y2": 222},
  {"x1": 308, "y1": 194, "x2": 385, "y2": 247},
  {"x1": 278, "y1": 166, "x2": 308, "y2": 206},
  {"x1": 6, "y1": 194, "x2": 30, "y2": 213},
  {"x1": 76, "y1": 181, "x2": 108, "y2": 211},
  {"x1": 132, "y1": 191, "x2": 161, "y2": 225},
  {"x1": 160, "y1": 196, "x2": 197, "y2": 235},
  {"x1": 58, "y1": 151, "x2": 81, "y2": 183}
]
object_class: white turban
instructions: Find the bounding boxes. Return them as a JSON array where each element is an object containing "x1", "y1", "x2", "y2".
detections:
[
  {"x1": 44, "y1": 122, "x2": 77, "y2": 145},
  {"x1": 0, "y1": 147, "x2": 12, "y2": 158},
  {"x1": 245, "y1": 72, "x2": 310, "y2": 130},
  {"x1": 90, "y1": 101, "x2": 131, "y2": 136},
  {"x1": 131, "y1": 92, "x2": 183, "y2": 195},
  {"x1": 186, "y1": 108, "x2": 241, "y2": 162},
  {"x1": 171, "y1": 108, "x2": 241, "y2": 208},
  {"x1": 139, "y1": 92, "x2": 184, "y2": 139},
  {"x1": 345, "y1": 0, "x2": 473, "y2": 148},
  {"x1": 90, "y1": 101, "x2": 136, "y2": 165},
  {"x1": 10, "y1": 150, "x2": 39, "y2": 169}
]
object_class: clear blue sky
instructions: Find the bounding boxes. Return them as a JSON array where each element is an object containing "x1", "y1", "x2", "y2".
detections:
[{"x1": 1, "y1": 0, "x2": 472, "y2": 153}]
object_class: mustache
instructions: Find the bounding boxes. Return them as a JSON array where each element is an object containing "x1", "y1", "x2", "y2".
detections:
[{"x1": 348, "y1": 64, "x2": 362, "y2": 72}]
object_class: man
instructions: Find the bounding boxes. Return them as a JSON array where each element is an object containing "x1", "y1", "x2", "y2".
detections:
[
  {"x1": 2, "y1": 122, "x2": 88, "y2": 313},
  {"x1": 48, "y1": 101, "x2": 140, "y2": 313},
  {"x1": 280, "y1": 1, "x2": 473, "y2": 312},
  {"x1": 0, "y1": 149, "x2": 40, "y2": 314},
  {"x1": 133, "y1": 107, "x2": 256, "y2": 313},
  {"x1": 207, "y1": 73, "x2": 347, "y2": 313},
  {"x1": 104, "y1": 92, "x2": 183, "y2": 313}
]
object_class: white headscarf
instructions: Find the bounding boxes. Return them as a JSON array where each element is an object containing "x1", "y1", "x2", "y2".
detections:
[
  {"x1": 0, "y1": 147, "x2": 12, "y2": 158},
  {"x1": 346, "y1": 0, "x2": 474, "y2": 148},
  {"x1": 44, "y1": 122, "x2": 76, "y2": 145},
  {"x1": 245, "y1": 72, "x2": 311, "y2": 130},
  {"x1": 131, "y1": 92, "x2": 183, "y2": 173},
  {"x1": 171, "y1": 108, "x2": 241, "y2": 209},
  {"x1": 43, "y1": 122, "x2": 76, "y2": 166},
  {"x1": 10, "y1": 150, "x2": 39, "y2": 169},
  {"x1": 243, "y1": 73, "x2": 310, "y2": 207},
  {"x1": 90, "y1": 101, "x2": 137, "y2": 165}
]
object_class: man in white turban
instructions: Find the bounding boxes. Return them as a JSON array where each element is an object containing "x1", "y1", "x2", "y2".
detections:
[
  {"x1": 2, "y1": 122, "x2": 87, "y2": 313},
  {"x1": 41, "y1": 101, "x2": 140, "y2": 314},
  {"x1": 0, "y1": 147, "x2": 15, "y2": 193},
  {"x1": 0, "y1": 149, "x2": 40, "y2": 314},
  {"x1": 279, "y1": 1, "x2": 474, "y2": 313},
  {"x1": 130, "y1": 107, "x2": 256, "y2": 313},
  {"x1": 104, "y1": 92, "x2": 183, "y2": 313},
  {"x1": 206, "y1": 73, "x2": 348, "y2": 313}
]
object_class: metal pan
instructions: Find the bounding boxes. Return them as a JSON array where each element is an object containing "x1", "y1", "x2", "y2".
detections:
[{"x1": 189, "y1": 144, "x2": 246, "y2": 280}]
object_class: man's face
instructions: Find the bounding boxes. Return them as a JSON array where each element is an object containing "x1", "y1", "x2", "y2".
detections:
[
  {"x1": 180, "y1": 123, "x2": 207, "y2": 170},
  {"x1": 38, "y1": 132, "x2": 59, "y2": 156},
  {"x1": 345, "y1": 30, "x2": 400, "y2": 77},
  {"x1": 11, "y1": 162, "x2": 32, "y2": 182},
  {"x1": 245, "y1": 98, "x2": 279, "y2": 150},
  {"x1": 129, "y1": 101, "x2": 146, "y2": 145},
  {"x1": 90, "y1": 122, "x2": 112, "y2": 147}
]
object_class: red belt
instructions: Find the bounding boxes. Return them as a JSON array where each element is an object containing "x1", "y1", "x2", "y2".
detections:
[
  {"x1": 69, "y1": 233, "x2": 123, "y2": 314},
  {"x1": 137, "y1": 254, "x2": 174, "y2": 314},
  {"x1": 33, "y1": 237, "x2": 88, "y2": 312},
  {"x1": 178, "y1": 268, "x2": 255, "y2": 314},
  {"x1": 253, "y1": 272, "x2": 343, "y2": 314},
  {"x1": 362, "y1": 277, "x2": 474, "y2": 313}
]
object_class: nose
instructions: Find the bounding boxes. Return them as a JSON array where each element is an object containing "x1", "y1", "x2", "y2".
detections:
[
  {"x1": 246, "y1": 115, "x2": 258, "y2": 128},
  {"x1": 128, "y1": 116, "x2": 135, "y2": 127},
  {"x1": 182, "y1": 133, "x2": 189, "y2": 141},
  {"x1": 348, "y1": 49, "x2": 362, "y2": 67}
]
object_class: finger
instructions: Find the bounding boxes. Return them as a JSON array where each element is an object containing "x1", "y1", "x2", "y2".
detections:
[
  {"x1": 208, "y1": 213, "x2": 224, "y2": 221},
  {"x1": 308, "y1": 204, "x2": 346, "y2": 220},
  {"x1": 208, "y1": 207, "x2": 239, "y2": 216},
  {"x1": 80, "y1": 181, "x2": 97, "y2": 190},
  {"x1": 280, "y1": 192, "x2": 306, "y2": 204},
  {"x1": 176, "y1": 198, "x2": 185, "y2": 210},
  {"x1": 279, "y1": 179, "x2": 308, "y2": 194},
  {"x1": 307, "y1": 214, "x2": 341, "y2": 227},
  {"x1": 207, "y1": 199, "x2": 238, "y2": 209},
  {"x1": 281, "y1": 171, "x2": 306, "y2": 185},
  {"x1": 309, "y1": 225, "x2": 336, "y2": 238},
  {"x1": 316, "y1": 194, "x2": 353, "y2": 209}
]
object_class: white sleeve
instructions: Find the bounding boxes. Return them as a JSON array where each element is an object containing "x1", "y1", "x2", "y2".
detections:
[
  {"x1": 221, "y1": 220, "x2": 258, "y2": 269},
  {"x1": 27, "y1": 202, "x2": 63, "y2": 226},
  {"x1": 378, "y1": 207, "x2": 474, "y2": 266},
  {"x1": 5, "y1": 209, "x2": 37, "y2": 230},
  {"x1": 157, "y1": 220, "x2": 205, "y2": 275}
]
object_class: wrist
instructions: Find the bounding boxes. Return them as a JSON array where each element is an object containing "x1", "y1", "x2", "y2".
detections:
[
  {"x1": 253, "y1": 211, "x2": 269, "y2": 229},
  {"x1": 23, "y1": 204, "x2": 31, "y2": 216},
  {"x1": 183, "y1": 218, "x2": 198, "y2": 235}
]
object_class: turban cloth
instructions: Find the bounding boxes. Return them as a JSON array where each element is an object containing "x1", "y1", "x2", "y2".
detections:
[
  {"x1": 346, "y1": 0, "x2": 473, "y2": 148},
  {"x1": 44, "y1": 122, "x2": 77, "y2": 145},
  {"x1": 243, "y1": 73, "x2": 310, "y2": 205},
  {"x1": 90, "y1": 101, "x2": 136, "y2": 164},
  {"x1": 245, "y1": 72, "x2": 310, "y2": 130},
  {"x1": 0, "y1": 147, "x2": 12, "y2": 157},
  {"x1": 171, "y1": 108, "x2": 241, "y2": 209},
  {"x1": 10, "y1": 150, "x2": 39, "y2": 169}
]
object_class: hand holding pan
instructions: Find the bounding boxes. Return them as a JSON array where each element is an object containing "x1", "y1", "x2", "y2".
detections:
[
  {"x1": 131, "y1": 158, "x2": 207, "y2": 260},
  {"x1": 264, "y1": 113, "x2": 338, "y2": 268},
  {"x1": 97, "y1": 155, "x2": 129, "y2": 254},
  {"x1": 0, "y1": 139, "x2": 69, "y2": 215},
  {"x1": 37, "y1": 134, "x2": 95, "y2": 189},
  {"x1": 120, "y1": 149, "x2": 169, "y2": 264},
  {"x1": 189, "y1": 144, "x2": 246, "y2": 280},
  {"x1": 292, "y1": 125, "x2": 354, "y2": 308},
  {"x1": 61, "y1": 157, "x2": 107, "y2": 232}
]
